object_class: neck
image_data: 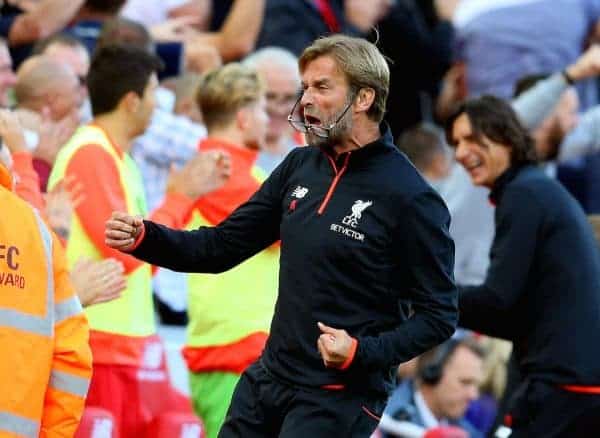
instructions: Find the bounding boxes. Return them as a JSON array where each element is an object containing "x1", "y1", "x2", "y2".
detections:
[
  {"x1": 208, "y1": 125, "x2": 248, "y2": 150},
  {"x1": 419, "y1": 386, "x2": 443, "y2": 421},
  {"x1": 93, "y1": 114, "x2": 134, "y2": 154},
  {"x1": 333, "y1": 119, "x2": 381, "y2": 155}
]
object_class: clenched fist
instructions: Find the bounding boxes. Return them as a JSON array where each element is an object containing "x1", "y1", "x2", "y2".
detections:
[
  {"x1": 105, "y1": 211, "x2": 144, "y2": 252},
  {"x1": 317, "y1": 322, "x2": 357, "y2": 369}
]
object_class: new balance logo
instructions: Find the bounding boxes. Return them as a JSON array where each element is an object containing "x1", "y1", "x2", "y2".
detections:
[{"x1": 291, "y1": 186, "x2": 309, "y2": 199}]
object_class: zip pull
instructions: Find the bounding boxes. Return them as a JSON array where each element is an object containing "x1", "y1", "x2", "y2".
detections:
[{"x1": 318, "y1": 153, "x2": 351, "y2": 215}]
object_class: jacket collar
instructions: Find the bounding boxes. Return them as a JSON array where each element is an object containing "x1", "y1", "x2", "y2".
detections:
[
  {"x1": 489, "y1": 164, "x2": 530, "y2": 205},
  {"x1": 320, "y1": 122, "x2": 396, "y2": 163}
]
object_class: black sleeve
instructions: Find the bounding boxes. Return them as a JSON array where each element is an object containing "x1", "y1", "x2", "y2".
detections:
[
  {"x1": 130, "y1": 150, "x2": 296, "y2": 273},
  {"x1": 353, "y1": 190, "x2": 458, "y2": 370},
  {"x1": 458, "y1": 188, "x2": 544, "y2": 339}
]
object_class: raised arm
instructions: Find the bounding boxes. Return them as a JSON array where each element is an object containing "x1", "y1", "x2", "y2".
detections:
[
  {"x1": 187, "y1": 0, "x2": 266, "y2": 61},
  {"x1": 513, "y1": 45, "x2": 600, "y2": 130},
  {"x1": 8, "y1": 0, "x2": 85, "y2": 46},
  {"x1": 106, "y1": 149, "x2": 296, "y2": 273}
]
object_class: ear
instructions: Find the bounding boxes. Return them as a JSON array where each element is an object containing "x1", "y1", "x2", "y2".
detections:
[
  {"x1": 122, "y1": 91, "x2": 141, "y2": 113},
  {"x1": 354, "y1": 88, "x2": 375, "y2": 114},
  {"x1": 43, "y1": 91, "x2": 58, "y2": 112},
  {"x1": 236, "y1": 107, "x2": 250, "y2": 131}
]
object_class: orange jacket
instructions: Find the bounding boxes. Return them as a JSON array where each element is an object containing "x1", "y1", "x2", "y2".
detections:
[{"x1": 0, "y1": 163, "x2": 93, "y2": 438}]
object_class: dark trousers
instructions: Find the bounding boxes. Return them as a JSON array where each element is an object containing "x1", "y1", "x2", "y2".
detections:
[
  {"x1": 506, "y1": 380, "x2": 600, "y2": 438},
  {"x1": 218, "y1": 361, "x2": 386, "y2": 438}
]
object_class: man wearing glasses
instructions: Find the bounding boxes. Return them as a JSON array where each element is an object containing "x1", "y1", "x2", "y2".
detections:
[
  {"x1": 243, "y1": 46, "x2": 303, "y2": 175},
  {"x1": 106, "y1": 35, "x2": 458, "y2": 438}
]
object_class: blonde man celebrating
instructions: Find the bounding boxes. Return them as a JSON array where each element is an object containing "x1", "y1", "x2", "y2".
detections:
[{"x1": 149, "y1": 62, "x2": 275, "y2": 438}]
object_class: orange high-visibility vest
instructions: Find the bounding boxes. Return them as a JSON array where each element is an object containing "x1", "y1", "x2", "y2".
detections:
[{"x1": 0, "y1": 165, "x2": 92, "y2": 438}]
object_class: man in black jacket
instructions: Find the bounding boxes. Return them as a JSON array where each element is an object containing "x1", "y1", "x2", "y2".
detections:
[
  {"x1": 105, "y1": 35, "x2": 458, "y2": 437},
  {"x1": 446, "y1": 95, "x2": 600, "y2": 438}
]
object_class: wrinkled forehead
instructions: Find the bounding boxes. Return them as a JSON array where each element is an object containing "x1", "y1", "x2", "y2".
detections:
[{"x1": 301, "y1": 55, "x2": 347, "y2": 84}]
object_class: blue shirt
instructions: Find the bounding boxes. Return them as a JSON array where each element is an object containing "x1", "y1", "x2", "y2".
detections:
[{"x1": 455, "y1": 0, "x2": 600, "y2": 108}]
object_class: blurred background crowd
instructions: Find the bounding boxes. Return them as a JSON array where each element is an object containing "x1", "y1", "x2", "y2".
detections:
[{"x1": 2, "y1": 0, "x2": 600, "y2": 437}]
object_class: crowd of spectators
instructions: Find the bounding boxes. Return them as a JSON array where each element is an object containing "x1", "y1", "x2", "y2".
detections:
[{"x1": 2, "y1": 1, "x2": 600, "y2": 437}]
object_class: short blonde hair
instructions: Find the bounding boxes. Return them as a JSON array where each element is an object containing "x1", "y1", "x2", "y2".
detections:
[
  {"x1": 299, "y1": 35, "x2": 390, "y2": 123},
  {"x1": 196, "y1": 63, "x2": 265, "y2": 131}
]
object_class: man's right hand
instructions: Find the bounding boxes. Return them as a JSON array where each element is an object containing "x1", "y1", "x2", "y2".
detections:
[
  {"x1": 565, "y1": 44, "x2": 600, "y2": 82},
  {"x1": 167, "y1": 150, "x2": 231, "y2": 200},
  {"x1": 105, "y1": 211, "x2": 144, "y2": 252},
  {"x1": 71, "y1": 258, "x2": 126, "y2": 307}
]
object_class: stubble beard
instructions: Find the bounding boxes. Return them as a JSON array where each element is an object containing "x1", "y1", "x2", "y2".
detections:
[{"x1": 306, "y1": 107, "x2": 352, "y2": 148}]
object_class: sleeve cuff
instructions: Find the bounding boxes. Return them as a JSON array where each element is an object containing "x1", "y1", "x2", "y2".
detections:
[
  {"x1": 128, "y1": 222, "x2": 146, "y2": 252},
  {"x1": 340, "y1": 337, "x2": 358, "y2": 370}
]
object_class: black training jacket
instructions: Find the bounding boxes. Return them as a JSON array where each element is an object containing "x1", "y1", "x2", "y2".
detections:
[
  {"x1": 132, "y1": 126, "x2": 458, "y2": 395},
  {"x1": 459, "y1": 165, "x2": 600, "y2": 386}
]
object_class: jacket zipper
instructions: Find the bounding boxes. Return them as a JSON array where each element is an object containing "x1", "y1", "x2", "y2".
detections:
[{"x1": 318, "y1": 152, "x2": 351, "y2": 215}]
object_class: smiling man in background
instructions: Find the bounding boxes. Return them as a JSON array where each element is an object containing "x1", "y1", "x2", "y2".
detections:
[{"x1": 447, "y1": 95, "x2": 600, "y2": 437}]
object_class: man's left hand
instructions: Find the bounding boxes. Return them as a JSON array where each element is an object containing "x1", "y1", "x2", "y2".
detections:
[{"x1": 317, "y1": 322, "x2": 355, "y2": 369}]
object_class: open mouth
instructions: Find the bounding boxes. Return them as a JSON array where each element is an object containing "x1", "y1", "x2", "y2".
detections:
[
  {"x1": 465, "y1": 160, "x2": 482, "y2": 171},
  {"x1": 304, "y1": 114, "x2": 321, "y2": 126}
]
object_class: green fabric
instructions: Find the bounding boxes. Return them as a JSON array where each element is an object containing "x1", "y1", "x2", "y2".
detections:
[
  {"x1": 189, "y1": 371, "x2": 241, "y2": 438},
  {"x1": 185, "y1": 209, "x2": 279, "y2": 348},
  {"x1": 48, "y1": 125, "x2": 154, "y2": 336}
]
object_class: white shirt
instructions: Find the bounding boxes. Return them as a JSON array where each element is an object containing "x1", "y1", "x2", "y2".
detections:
[
  {"x1": 121, "y1": 0, "x2": 190, "y2": 27},
  {"x1": 414, "y1": 390, "x2": 441, "y2": 429},
  {"x1": 433, "y1": 163, "x2": 495, "y2": 285}
]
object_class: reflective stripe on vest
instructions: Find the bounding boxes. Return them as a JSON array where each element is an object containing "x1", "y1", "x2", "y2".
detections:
[
  {"x1": 0, "y1": 411, "x2": 39, "y2": 437},
  {"x1": 49, "y1": 370, "x2": 89, "y2": 398},
  {"x1": 48, "y1": 125, "x2": 154, "y2": 337},
  {"x1": 0, "y1": 210, "x2": 53, "y2": 437},
  {"x1": 0, "y1": 210, "x2": 54, "y2": 337},
  {"x1": 54, "y1": 295, "x2": 83, "y2": 325}
]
